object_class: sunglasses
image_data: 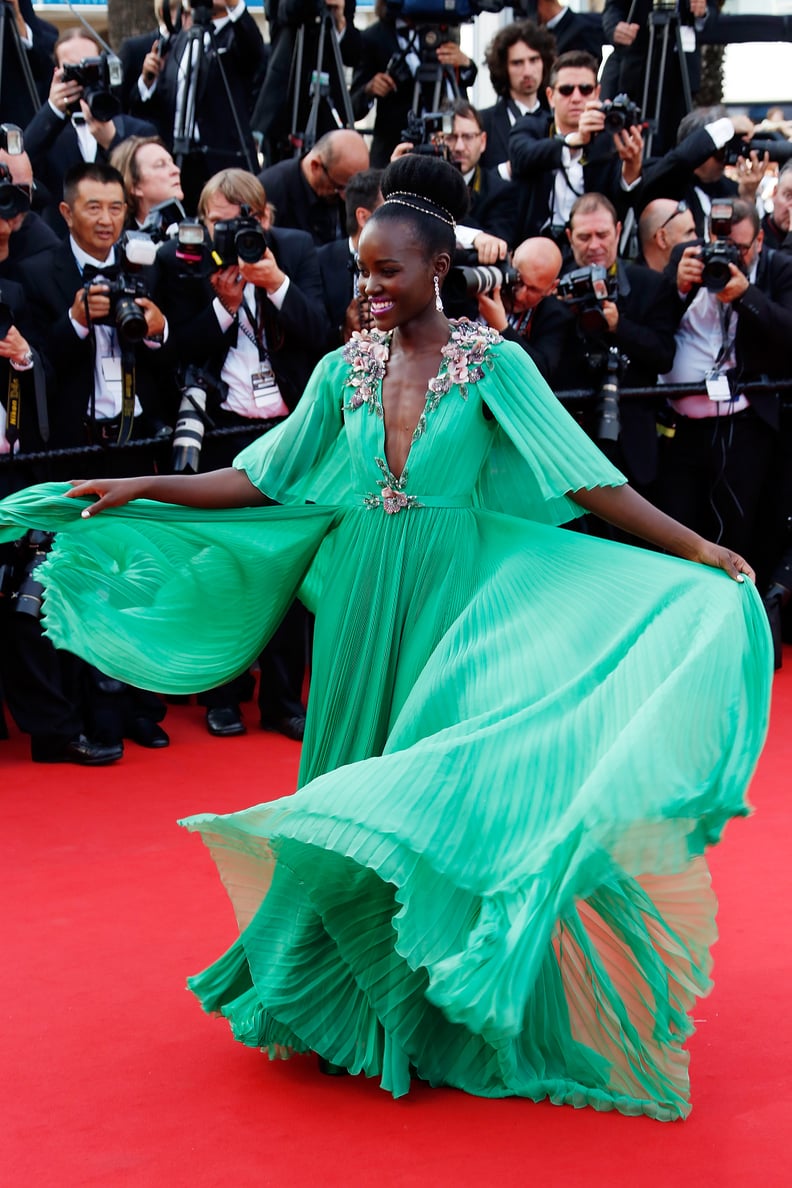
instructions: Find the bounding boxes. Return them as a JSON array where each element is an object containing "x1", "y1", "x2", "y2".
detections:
[
  {"x1": 659, "y1": 199, "x2": 689, "y2": 230},
  {"x1": 555, "y1": 83, "x2": 596, "y2": 97}
]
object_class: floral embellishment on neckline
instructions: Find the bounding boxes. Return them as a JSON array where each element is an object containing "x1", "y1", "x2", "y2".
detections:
[
  {"x1": 342, "y1": 319, "x2": 500, "y2": 440},
  {"x1": 364, "y1": 457, "x2": 420, "y2": 513}
]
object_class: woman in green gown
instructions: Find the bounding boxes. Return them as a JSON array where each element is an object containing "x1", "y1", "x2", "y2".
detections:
[{"x1": 0, "y1": 155, "x2": 771, "y2": 1119}]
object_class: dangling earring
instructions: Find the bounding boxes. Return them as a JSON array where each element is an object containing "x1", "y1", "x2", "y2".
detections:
[{"x1": 434, "y1": 274, "x2": 443, "y2": 312}]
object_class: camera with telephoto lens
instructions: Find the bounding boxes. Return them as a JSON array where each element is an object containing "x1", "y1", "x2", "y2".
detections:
[
  {"x1": 699, "y1": 200, "x2": 742, "y2": 292},
  {"x1": 211, "y1": 205, "x2": 270, "y2": 268},
  {"x1": 445, "y1": 256, "x2": 520, "y2": 302},
  {"x1": 601, "y1": 94, "x2": 641, "y2": 135},
  {"x1": 722, "y1": 134, "x2": 792, "y2": 167},
  {"x1": 556, "y1": 265, "x2": 618, "y2": 335},
  {"x1": 401, "y1": 110, "x2": 453, "y2": 160},
  {"x1": 61, "y1": 53, "x2": 123, "y2": 122},
  {"x1": 0, "y1": 162, "x2": 30, "y2": 220},
  {"x1": 13, "y1": 531, "x2": 54, "y2": 619},
  {"x1": 172, "y1": 365, "x2": 222, "y2": 474},
  {"x1": 0, "y1": 124, "x2": 23, "y2": 155},
  {"x1": 85, "y1": 232, "x2": 158, "y2": 345}
]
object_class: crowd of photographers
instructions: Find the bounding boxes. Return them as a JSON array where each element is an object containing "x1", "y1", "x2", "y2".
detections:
[{"x1": 1, "y1": 0, "x2": 792, "y2": 765}]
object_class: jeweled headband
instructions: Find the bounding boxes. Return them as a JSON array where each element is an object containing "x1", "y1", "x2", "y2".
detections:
[{"x1": 383, "y1": 191, "x2": 456, "y2": 230}]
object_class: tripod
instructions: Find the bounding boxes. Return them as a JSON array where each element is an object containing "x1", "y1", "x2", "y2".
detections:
[
  {"x1": 0, "y1": 0, "x2": 42, "y2": 124},
  {"x1": 399, "y1": 25, "x2": 462, "y2": 118},
  {"x1": 171, "y1": 9, "x2": 256, "y2": 176},
  {"x1": 641, "y1": 5, "x2": 694, "y2": 158},
  {"x1": 287, "y1": 3, "x2": 355, "y2": 156}
]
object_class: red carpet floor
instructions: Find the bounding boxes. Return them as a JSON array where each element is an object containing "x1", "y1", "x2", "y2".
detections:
[{"x1": 3, "y1": 663, "x2": 791, "y2": 1188}]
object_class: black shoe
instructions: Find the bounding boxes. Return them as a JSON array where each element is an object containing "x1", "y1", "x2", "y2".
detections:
[
  {"x1": 206, "y1": 707, "x2": 246, "y2": 737},
  {"x1": 317, "y1": 1056, "x2": 348, "y2": 1077},
  {"x1": 127, "y1": 717, "x2": 170, "y2": 748},
  {"x1": 260, "y1": 715, "x2": 305, "y2": 742},
  {"x1": 31, "y1": 733, "x2": 124, "y2": 766}
]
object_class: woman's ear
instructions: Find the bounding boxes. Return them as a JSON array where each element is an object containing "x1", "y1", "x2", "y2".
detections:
[{"x1": 433, "y1": 250, "x2": 452, "y2": 281}]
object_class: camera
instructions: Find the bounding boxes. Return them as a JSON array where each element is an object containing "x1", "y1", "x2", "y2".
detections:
[
  {"x1": 699, "y1": 200, "x2": 741, "y2": 293},
  {"x1": 445, "y1": 258, "x2": 520, "y2": 302},
  {"x1": 137, "y1": 198, "x2": 187, "y2": 243},
  {"x1": 0, "y1": 124, "x2": 23, "y2": 155},
  {"x1": 0, "y1": 163, "x2": 31, "y2": 220},
  {"x1": 172, "y1": 365, "x2": 221, "y2": 474},
  {"x1": 86, "y1": 232, "x2": 158, "y2": 345},
  {"x1": 61, "y1": 53, "x2": 123, "y2": 122},
  {"x1": 386, "y1": 50, "x2": 413, "y2": 89},
  {"x1": 601, "y1": 94, "x2": 641, "y2": 135},
  {"x1": 401, "y1": 110, "x2": 453, "y2": 160},
  {"x1": 556, "y1": 265, "x2": 618, "y2": 335},
  {"x1": 14, "y1": 531, "x2": 54, "y2": 619},
  {"x1": 723, "y1": 135, "x2": 792, "y2": 167},
  {"x1": 211, "y1": 206, "x2": 270, "y2": 268}
]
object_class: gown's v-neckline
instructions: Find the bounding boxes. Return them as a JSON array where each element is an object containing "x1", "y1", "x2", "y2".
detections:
[{"x1": 377, "y1": 327, "x2": 453, "y2": 482}]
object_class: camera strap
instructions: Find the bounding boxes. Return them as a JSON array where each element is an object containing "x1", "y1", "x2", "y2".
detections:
[
  {"x1": 117, "y1": 347, "x2": 137, "y2": 446},
  {"x1": 240, "y1": 294, "x2": 270, "y2": 364}
]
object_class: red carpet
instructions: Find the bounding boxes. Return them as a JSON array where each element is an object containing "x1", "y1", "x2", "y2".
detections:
[{"x1": 4, "y1": 665, "x2": 791, "y2": 1188}]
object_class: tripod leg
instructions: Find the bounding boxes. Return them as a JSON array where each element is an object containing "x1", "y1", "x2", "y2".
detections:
[
  {"x1": 674, "y1": 20, "x2": 694, "y2": 113},
  {"x1": 303, "y1": 16, "x2": 329, "y2": 152},
  {"x1": 289, "y1": 25, "x2": 307, "y2": 152}
]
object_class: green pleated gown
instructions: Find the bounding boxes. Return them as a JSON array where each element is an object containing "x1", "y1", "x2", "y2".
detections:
[{"x1": 0, "y1": 323, "x2": 772, "y2": 1119}]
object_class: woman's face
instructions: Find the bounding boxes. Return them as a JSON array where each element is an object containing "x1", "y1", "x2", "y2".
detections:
[
  {"x1": 356, "y1": 217, "x2": 439, "y2": 331},
  {"x1": 132, "y1": 144, "x2": 183, "y2": 217}
]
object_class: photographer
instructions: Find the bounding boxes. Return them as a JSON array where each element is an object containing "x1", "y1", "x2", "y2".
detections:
[
  {"x1": 110, "y1": 135, "x2": 185, "y2": 233},
  {"x1": 119, "y1": 2, "x2": 190, "y2": 122},
  {"x1": 22, "y1": 161, "x2": 173, "y2": 458},
  {"x1": 762, "y1": 162, "x2": 792, "y2": 253},
  {"x1": 448, "y1": 101, "x2": 519, "y2": 249},
  {"x1": 23, "y1": 29, "x2": 157, "y2": 226},
  {"x1": 475, "y1": 236, "x2": 572, "y2": 384},
  {"x1": 655, "y1": 198, "x2": 792, "y2": 570},
  {"x1": 0, "y1": 0, "x2": 58, "y2": 126},
  {"x1": 638, "y1": 197, "x2": 697, "y2": 272},
  {"x1": 252, "y1": 0, "x2": 362, "y2": 164},
  {"x1": 132, "y1": 0, "x2": 266, "y2": 209},
  {"x1": 479, "y1": 20, "x2": 556, "y2": 173},
  {"x1": 638, "y1": 106, "x2": 768, "y2": 236},
  {"x1": 508, "y1": 51, "x2": 643, "y2": 247},
  {"x1": 556, "y1": 192, "x2": 678, "y2": 492},
  {"x1": 0, "y1": 144, "x2": 60, "y2": 281},
  {"x1": 154, "y1": 168, "x2": 330, "y2": 739},
  {"x1": 350, "y1": 0, "x2": 476, "y2": 168},
  {"x1": 600, "y1": 0, "x2": 715, "y2": 155}
]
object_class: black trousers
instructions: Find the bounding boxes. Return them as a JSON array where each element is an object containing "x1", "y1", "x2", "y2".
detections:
[{"x1": 653, "y1": 407, "x2": 778, "y2": 566}]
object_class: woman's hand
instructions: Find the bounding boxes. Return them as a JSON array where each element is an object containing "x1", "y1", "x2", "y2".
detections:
[
  {"x1": 67, "y1": 477, "x2": 152, "y2": 518},
  {"x1": 693, "y1": 540, "x2": 754, "y2": 583}
]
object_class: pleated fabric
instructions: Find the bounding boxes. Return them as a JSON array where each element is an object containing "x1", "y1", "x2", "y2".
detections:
[{"x1": 0, "y1": 325, "x2": 772, "y2": 1120}]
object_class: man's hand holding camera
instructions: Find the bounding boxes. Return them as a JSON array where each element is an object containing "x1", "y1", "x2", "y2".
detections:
[
  {"x1": 676, "y1": 244, "x2": 749, "y2": 304},
  {"x1": 0, "y1": 325, "x2": 33, "y2": 367},
  {"x1": 471, "y1": 232, "x2": 507, "y2": 265},
  {"x1": 70, "y1": 283, "x2": 166, "y2": 338},
  {"x1": 48, "y1": 67, "x2": 84, "y2": 116},
  {"x1": 613, "y1": 124, "x2": 644, "y2": 186},
  {"x1": 715, "y1": 264, "x2": 749, "y2": 305}
]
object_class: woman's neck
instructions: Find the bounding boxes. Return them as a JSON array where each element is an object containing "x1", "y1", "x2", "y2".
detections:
[{"x1": 392, "y1": 311, "x2": 450, "y2": 356}]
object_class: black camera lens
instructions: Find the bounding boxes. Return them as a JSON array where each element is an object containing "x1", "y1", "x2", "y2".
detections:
[
  {"x1": 84, "y1": 87, "x2": 122, "y2": 123},
  {"x1": 114, "y1": 294, "x2": 148, "y2": 343},
  {"x1": 235, "y1": 226, "x2": 268, "y2": 263}
]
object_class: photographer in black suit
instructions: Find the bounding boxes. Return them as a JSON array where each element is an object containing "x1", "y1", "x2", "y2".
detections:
[
  {"x1": 479, "y1": 20, "x2": 556, "y2": 173},
  {"x1": 556, "y1": 192, "x2": 678, "y2": 496},
  {"x1": 155, "y1": 168, "x2": 330, "y2": 739},
  {"x1": 508, "y1": 51, "x2": 644, "y2": 246}
]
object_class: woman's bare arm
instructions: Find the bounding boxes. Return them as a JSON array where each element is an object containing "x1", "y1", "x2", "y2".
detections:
[
  {"x1": 67, "y1": 468, "x2": 271, "y2": 518},
  {"x1": 571, "y1": 484, "x2": 753, "y2": 583}
]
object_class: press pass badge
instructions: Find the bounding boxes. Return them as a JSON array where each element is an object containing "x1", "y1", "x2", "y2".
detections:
[
  {"x1": 706, "y1": 372, "x2": 732, "y2": 401},
  {"x1": 101, "y1": 355, "x2": 123, "y2": 400},
  {"x1": 251, "y1": 366, "x2": 279, "y2": 407}
]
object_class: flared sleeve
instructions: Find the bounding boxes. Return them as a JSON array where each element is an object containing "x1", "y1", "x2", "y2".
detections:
[
  {"x1": 233, "y1": 349, "x2": 354, "y2": 506},
  {"x1": 0, "y1": 485, "x2": 337, "y2": 694},
  {"x1": 474, "y1": 339, "x2": 627, "y2": 527}
]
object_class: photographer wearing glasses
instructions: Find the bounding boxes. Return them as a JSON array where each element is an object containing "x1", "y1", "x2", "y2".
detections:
[
  {"x1": 638, "y1": 197, "x2": 697, "y2": 272},
  {"x1": 448, "y1": 101, "x2": 520, "y2": 249},
  {"x1": 655, "y1": 197, "x2": 792, "y2": 573},
  {"x1": 258, "y1": 128, "x2": 370, "y2": 247},
  {"x1": 508, "y1": 51, "x2": 643, "y2": 248}
]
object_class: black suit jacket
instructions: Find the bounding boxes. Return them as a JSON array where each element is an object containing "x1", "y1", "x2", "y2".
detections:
[
  {"x1": 549, "y1": 9, "x2": 604, "y2": 62},
  {"x1": 154, "y1": 225, "x2": 330, "y2": 414},
  {"x1": 0, "y1": 277, "x2": 48, "y2": 458},
  {"x1": 22, "y1": 240, "x2": 174, "y2": 449},
  {"x1": 509, "y1": 111, "x2": 632, "y2": 239},
  {"x1": 0, "y1": 0, "x2": 57, "y2": 126},
  {"x1": 133, "y1": 11, "x2": 265, "y2": 171},
  {"x1": 317, "y1": 236, "x2": 356, "y2": 349},
  {"x1": 480, "y1": 98, "x2": 541, "y2": 173},
  {"x1": 638, "y1": 126, "x2": 739, "y2": 235},
  {"x1": 259, "y1": 157, "x2": 345, "y2": 246},
  {"x1": 556, "y1": 260, "x2": 679, "y2": 486},
  {"x1": 23, "y1": 106, "x2": 158, "y2": 222},
  {"x1": 501, "y1": 295, "x2": 575, "y2": 386},
  {"x1": 464, "y1": 166, "x2": 520, "y2": 249},
  {"x1": 118, "y1": 29, "x2": 162, "y2": 116},
  {"x1": 350, "y1": 19, "x2": 476, "y2": 169}
]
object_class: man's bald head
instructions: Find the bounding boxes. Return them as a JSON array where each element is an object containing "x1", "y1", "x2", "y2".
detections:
[
  {"x1": 639, "y1": 198, "x2": 697, "y2": 271},
  {"x1": 305, "y1": 130, "x2": 370, "y2": 200},
  {"x1": 511, "y1": 237, "x2": 563, "y2": 310}
]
